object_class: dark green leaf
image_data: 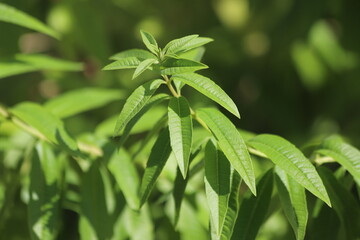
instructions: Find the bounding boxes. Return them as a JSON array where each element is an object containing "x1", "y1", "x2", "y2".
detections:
[
  {"x1": 173, "y1": 73, "x2": 240, "y2": 118},
  {"x1": 172, "y1": 167, "x2": 189, "y2": 227},
  {"x1": 168, "y1": 96, "x2": 193, "y2": 178},
  {"x1": 197, "y1": 108, "x2": 256, "y2": 195},
  {"x1": 248, "y1": 134, "x2": 331, "y2": 206}
]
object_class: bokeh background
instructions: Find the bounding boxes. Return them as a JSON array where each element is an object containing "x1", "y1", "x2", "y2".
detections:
[{"x1": 1, "y1": 0, "x2": 359, "y2": 239}]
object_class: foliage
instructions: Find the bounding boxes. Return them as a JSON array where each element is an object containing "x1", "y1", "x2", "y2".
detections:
[{"x1": 0, "y1": 2, "x2": 360, "y2": 240}]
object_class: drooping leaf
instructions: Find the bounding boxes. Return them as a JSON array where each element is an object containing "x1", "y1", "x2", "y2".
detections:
[
  {"x1": 108, "y1": 148, "x2": 140, "y2": 210},
  {"x1": 275, "y1": 167, "x2": 308, "y2": 240},
  {"x1": 138, "y1": 128, "x2": 172, "y2": 208},
  {"x1": 204, "y1": 140, "x2": 232, "y2": 236},
  {"x1": 113, "y1": 79, "x2": 164, "y2": 136},
  {"x1": 318, "y1": 167, "x2": 360, "y2": 240},
  {"x1": 160, "y1": 58, "x2": 208, "y2": 75},
  {"x1": 11, "y1": 102, "x2": 78, "y2": 154},
  {"x1": 248, "y1": 134, "x2": 331, "y2": 206},
  {"x1": 219, "y1": 170, "x2": 241, "y2": 240},
  {"x1": 132, "y1": 58, "x2": 157, "y2": 79},
  {"x1": 0, "y1": 3, "x2": 59, "y2": 39},
  {"x1": 110, "y1": 49, "x2": 156, "y2": 61},
  {"x1": 45, "y1": 88, "x2": 125, "y2": 118},
  {"x1": 173, "y1": 73, "x2": 240, "y2": 118},
  {"x1": 140, "y1": 30, "x2": 159, "y2": 54},
  {"x1": 28, "y1": 141, "x2": 62, "y2": 240},
  {"x1": 15, "y1": 54, "x2": 83, "y2": 71},
  {"x1": 232, "y1": 169, "x2": 274, "y2": 240},
  {"x1": 163, "y1": 35, "x2": 198, "y2": 55},
  {"x1": 317, "y1": 135, "x2": 360, "y2": 184},
  {"x1": 102, "y1": 57, "x2": 141, "y2": 71},
  {"x1": 172, "y1": 167, "x2": 189, "y2": 227},
  {"x1": 168, "y1": 96, "x2": 193, "y2": 178},
  {"x1": 197, "y1": 108, "x2": 256, "y2": 195}
]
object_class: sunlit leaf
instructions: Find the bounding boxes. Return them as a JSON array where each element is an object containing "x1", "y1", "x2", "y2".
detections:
[
  {"x1": 113, "y1": 79, "x2": 164, "y2": 136},
  {"x1": 173, "y1": 73, "x2": 240, "y2": 118},
  {"x1": 110, "y1": 49, "x2": 156, "y2": 61},
  {"x1": 168, "y1": 96, "x2": 193, "y2": 178},
  {"x1": 133, "y1": 58, "x2": 157, "y2": 79},
  {"x1": 197, "y1": 108, "x2": 256, "y2": 195},
  {"x1": 45, "y1": 88, "x2": 124, "y2": 118},
  {"x1": 0, "y1": 3, "x2": 59, "y2": 39},
  {"x1": 138, "y1": 128, "x2": 172, "y2": 208},
  {"x1": 164, "y1": 35, "x2": 198, "y2": 55},
  {"x1": 204, "y1": 140, "x2": 232, "y2": 236},
  {"x1": 248, "y1": 134, "x2": 331, "y2": 206},
  {"x1": 103, "y1": 57, "x2": 141, "y2": 71},
  {"x1": 275, "y1": 167, "x2": 308, "y2": 240},
  {"x1": 174, "y1": 37, "x2": 214, "y2": 55},
  {"x1": 232, "y1": 169, "x2": 274, "y2": 240},
  {"x1": 160, "y1": 58, "x2": 208, "y2": 75},
  {"x1": 140, "y1": 30, "x2": 158, "y2": 54}
]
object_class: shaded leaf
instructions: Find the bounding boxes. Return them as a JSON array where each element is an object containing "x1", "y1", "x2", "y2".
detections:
[
  {"x1": 232, "y1": 169, "x2": 274, "y2": 240},
  {"x1": 0, "y1": 62, "x2": 38, "y2": 79},
  {"x1": 140, "y1": 30, "x2": 158, "y2": 54},
  {"x1": 172, "y1": 167, "x2": 189, "y2": 227},
  {"x1": 197, "y1": 108, "x2": 256, "y2": 195},
  {"x1": 113, "y1": 79, "x2": 164, "y2": 136},
  {"x1": 168, "y1": 96, "x2": 193, "y2": 178},
  {"x1": 160, "y1": 58, "x2": 208, "y2": 75},
  {"x1": 275, "y1": 167, "x2": 308, "y2": 240},
  {"x1": 15, "y1": 54, "x2": 83, "y2": 71},
  {"x1": 173, "y1": 73, "x2": 240, "y2": 118},
  {"x1": 133, "y1": 58, "x2": 157, "y2": 79},
  {"x1": 204, "y1": 140, "x2": 232, "y2": 236},
  {"x1": 110, "y1": 49, "x2": 156, "y2": 61},
  {"x1": 138, "y1": 128, "x2": 172, "y2": 208},
  {"x1": 248, "y1": 134, "x2": 331, "y2": 206},
  {"x1": 45, "y1": 88, "x2": 124, "y2": 118},
  {"x1": 0, "y1": 3, "x2": 59, "y2": 39}
]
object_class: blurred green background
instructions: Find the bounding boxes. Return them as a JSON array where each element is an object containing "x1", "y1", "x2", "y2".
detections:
[{"x1": 1, "y1": 0, "x2": 359, "y2": 145}]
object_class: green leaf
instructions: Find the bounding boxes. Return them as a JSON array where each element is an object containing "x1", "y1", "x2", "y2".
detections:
[
  {"x1": 0, "y1": 3, "x2": 59, "y2": 39},
  {"x1": 173, "y1": 73, "x2": 240, "y2": 118},
  {"x1": 219, "y1": 170, "x2": 241, "y2": 240},
  {"x1": 102, "y1": 57, "x2": 141, "y2": 71},
  {"x1": 163, "y1": 35, "x2": 198, "y2": 55},
  {"x1": 140, "y1": 30, "x2": 159, "y2": 54},
  {"x1": 110, "y1": 49, "x2": 156, "y2": 61},
  {"x1": 160, "y1": 58, "x2": 208, "y2": 75},
  {"x1": 248, "y1": 134, "x2": 331, "y2": 206},
  {"x1": 177, "y1": 37, "x2": 214, "y2": 54},
  {"x1": 318, "y1": 167, "x2": 360, "y2": 239},
  {"x1": 0, "y1": 62, "x2": 38, "y2": 79},
  {"x1": 168, "y1": 96, "x2": 193, "y2": 178},
  {"x1": 133, "y1": 58, "x2": 157, "y2": 79},
  {"x1": 10, "y1": 102, "x2": 78, "y2": 154},
  {"x1": 318, "y1": 135, "x2": 360, "y2": 183},
  {"x1": 197, "y1": 108, "x2": 256, "y2": 195},
  {"x1": 204, "y1": 140, "x2": 232, "y2": 236},
  {"x1": 138, "y1": 128, "x2": 172, "y2": 208},
  {"x1": 28, "y1": 141, "x2": 62, "y2": 240},
  {"x1": 15, "y1": 54, "x2": 83, "y2": 71},
  {"x1": 172, "y1": 167, "x2": 189, "y2": 227},
  {"x1": 45, "y1": 88, "x2": 125, "y2": 118},
  {"x1": 108, "y1": 148, "x2": 140, "y2": 210},
  {"x1": 113, "y1": 79, "x2": 164, "y2": 136},
  {"x1": 232, "y1": 169, "x2": 274, "y2": 240},
  {"x1": 275, "y1": 167, "x2": 308, "y2": 240}
]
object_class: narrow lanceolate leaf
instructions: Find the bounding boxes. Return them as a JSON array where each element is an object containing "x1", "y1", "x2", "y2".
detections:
[
  {"x1": 275, "y1": 167, "x2": 308, "y2": 240},
  {"x1": 173, "y1": 73, "x2": 240, "y2": 118},
  {"x1": 108, "y1": 148, "x2": 140, "y2": 210},
  {"x1": 160, "y1": 58, "x2": 208, "y2": 75},
  {"x1": 15, "y1": 54, "x2": 83, "y2": 71},
  {"x1": 0, "y1": 62, "x2": 38, "y2": 79},
  {"x1": 317, "y1": 135, "x2": 360, "y2": 183},
  {"x1": 219, "y1": 171, "x2": 241, "y2": 240},
  {"x1": 172, "y1": 167, "x2": 189, "y2": 227},
  {"x1": 232, "y1": 169, "x2": 274, "y2": 240},
  {"x1": 0, "y1": 3, "x2": 59, "y2": 39},
  {"x1": 45, "y1": 88, "x2": 125, "y2": 118},
  {"x1": 248, "y1": 134, "x2": 331, "y2": 206},
  {"x1": 168, "y1": 96, "x2": 192, "y2": 178},
  {"x1": 197, "y1": 108, "x2": 256, "y2": 195},
  {"x1": 174, "y1": 37, "x2": 214, "y2": 55},
  {"x1": 28, "y1": 141, "x2": 62, "y2": 240},
  {"x1": 140, "y1": 30, "x2": 159, "y2": 54},
  {"x1": 163, "y1": 34, "x2": 199, "y2": 55},
  {"x1": 110, "y1": 49, "x2": 156, "y2": 61},
  {"x1": 204, "y1": 140, "x2": 232, "y2": 236},
  {"x1": 318, "y1": 167, "x2": 360, "y2": 239},
  {"x1": 102, "y1": 57, "x2": 141, "y2": 71},
  {"x1": 133, "y1": 58, "x2": 157, "y2": 79},
  {"x1": 139, "y1": 128, "x2": 172, "y2": 208},
  {"x1": 11, "y1": 102, "x2": 78, "y2": 154},
  {"x1": 114, "y1": 79, "x2": 164, "y2": 136}
]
